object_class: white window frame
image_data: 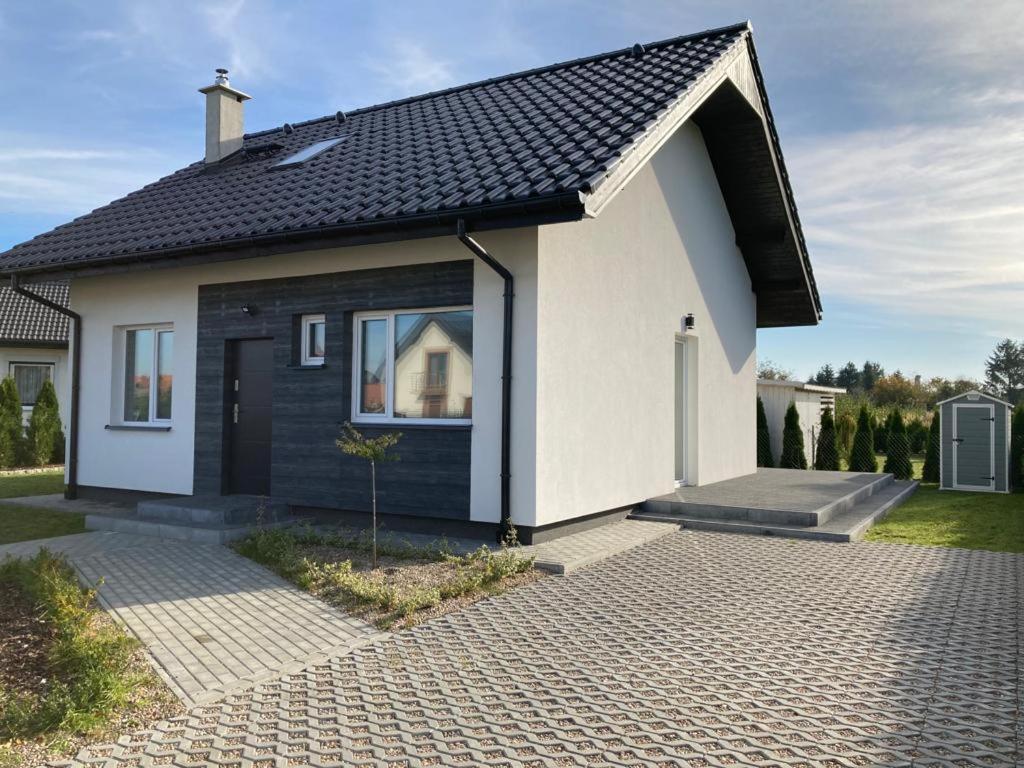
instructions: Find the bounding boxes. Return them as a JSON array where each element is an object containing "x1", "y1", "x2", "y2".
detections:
[
  {"x1": 120, "y1": 324, "x2": 174, "y2": 425},
  {"x1": 301, "y1": 313, "x2": 326, "y2": 365},
  {"x1": 9, "y1": 362, "x2": 55, "y2": 407},
  {"x1": 351, "y1": 306, "x2": 472, "y2": 426}
]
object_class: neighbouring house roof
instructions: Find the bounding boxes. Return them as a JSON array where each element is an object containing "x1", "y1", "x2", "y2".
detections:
[
  {"x1": 935, "y1": 390, "x2": 1012, "y2": 408},
  {"x1": 0, "y1": 283, "x2": 69, "y2": 348},
  {"x1": 0, "y1": 21, "x2": 820, "y2": 326},
  {"x1": 757, "y1": 378, "x2": 846, "y2": 395}
]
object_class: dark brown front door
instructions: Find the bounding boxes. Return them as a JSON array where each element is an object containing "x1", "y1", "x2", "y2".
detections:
[{"x1": 228, "y1": 339, "x2": 273, "y2": 495}]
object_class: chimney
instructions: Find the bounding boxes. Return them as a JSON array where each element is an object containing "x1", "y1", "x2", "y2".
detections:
[{"x1": 198, "y1": 69, "x2": 251, "y2": 164}]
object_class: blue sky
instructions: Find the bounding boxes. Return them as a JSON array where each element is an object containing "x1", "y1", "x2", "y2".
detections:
[{"x1": 1, "y1": 0, "x2": 1021, "y2": 381}]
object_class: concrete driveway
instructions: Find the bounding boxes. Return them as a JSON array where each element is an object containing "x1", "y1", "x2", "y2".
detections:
[{"x1": 60, "y1": 530, "x2": 1021, "y2": 767}]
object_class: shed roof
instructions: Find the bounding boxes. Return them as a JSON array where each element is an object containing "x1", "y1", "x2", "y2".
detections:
[
  {"x1": 935, "y1": 390, "x2": 1012, "y2": 408},
  {"x1": 757, "y1": 378, "x2": 846, "y2": 395}
]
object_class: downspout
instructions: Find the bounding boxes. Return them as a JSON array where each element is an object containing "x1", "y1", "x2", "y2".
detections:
[
  {"x1": 10, "y1": 274, "x2": 80, "y2": 499},
  {"x1": 456, "y1": 219, "x2": 513, "y2": 542}
]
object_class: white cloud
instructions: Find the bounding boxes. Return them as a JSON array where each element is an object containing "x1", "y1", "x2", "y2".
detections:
[
  {"x1": 789, "y1": 115, "x2": 1024, "y2": 338},
  {"x1": 0, "y1": 134, "x2": 172, "y2": 217},
  {"x1": 365, "y1": 39, "x2": 456, "y2": 98}
]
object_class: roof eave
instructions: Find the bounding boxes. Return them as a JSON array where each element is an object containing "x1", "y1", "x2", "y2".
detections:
[{"x1": 0, "y1": 192, "x2": 587, "y2": 280}]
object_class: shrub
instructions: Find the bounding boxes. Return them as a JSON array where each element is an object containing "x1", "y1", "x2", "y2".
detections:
[
  {"x1": 921, "y1": 411, "x2": 941, "y2": 483},
  {"x1": 0, "y1": 377, "x2": 24, "y2": 468},
  {"x1": 883, "y1": 408, "x2": 913, "y2": 480},
  {"x1": 25, "y1": 380, "x2": 63, "y2": 467},
  {"x1": 872, "y1": 412, "x2": 888, "y2": 454},
  {"x1": 779, "y1": 402, "x2": 807, "y2": 469},
  {"x1": 814, "y1": 407, "x2": 840, "y2": 471},
  {"x1": 849, "y1": 406, "x2": 877, "y2": 472},
  {"x1": 1011, "y1": 404, "x2": 1024, "y2": 490},
  {"x1": 836, "y1": 412, "x2": 856, "y2": 461},
  {"x1": 907, "y1": 417, "x2": 927, "y2": 454},
  {"x1": 756, "y1": 396, "x2": 774, "y2": 468}
]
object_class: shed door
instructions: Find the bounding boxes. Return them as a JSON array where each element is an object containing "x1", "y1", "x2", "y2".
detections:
[{"x1": 952, "y1": 403, "x2": 994, "y2": 491}]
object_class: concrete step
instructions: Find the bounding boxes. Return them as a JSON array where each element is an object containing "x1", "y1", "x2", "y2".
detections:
[
  {"x1": 641, "y1": 473, "x2": 895, "y2": 528},
  {"x1": 630, "y1": 480, "x2": 918, "y2": 543},
  {"x1": 137, "y1": 495, "x2": 289, "y2": 526},
  {"x1": 86, "y1": 511, "x2": 305, "y2": 545},
  {"x1": 813, "y1": 472, "x2": 893, "y2": 526}
]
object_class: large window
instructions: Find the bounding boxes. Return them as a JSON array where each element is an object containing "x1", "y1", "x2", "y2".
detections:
[
  {"x1": 353, "y1": 308, "x2": 472, "y2": 424},
  {"x1": 9, "y1": 363, "x2": 54, "y2": 407},
  {"x1": 122, "y1": 326, "x2": 173, "y2": 423}
]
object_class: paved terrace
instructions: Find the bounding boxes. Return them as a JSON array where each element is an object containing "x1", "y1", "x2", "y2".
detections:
[
  {"x1": 60, "y1": 530, "x2": 1022, "y2": 767},
  {"x1": 651, "y1": 467, "x2": 886, "y2": 511}
]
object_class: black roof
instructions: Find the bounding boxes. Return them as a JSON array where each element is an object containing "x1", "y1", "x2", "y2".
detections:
[
  {"x1": 0, "y1": 283, "x2": 69, "y2": 347},
  {"x1": 0, "y1": 21, "x2": 820, "y2": 325}
]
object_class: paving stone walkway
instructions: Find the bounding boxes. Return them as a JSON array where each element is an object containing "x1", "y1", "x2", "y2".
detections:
[
  {"x1": 0, "y1": 532, "x2": 379, "y2": 706},
  {"x1": 57, "y1": 530, "x2": 1022, "y2": 767}
]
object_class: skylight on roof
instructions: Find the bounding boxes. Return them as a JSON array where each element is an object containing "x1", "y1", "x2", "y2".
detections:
[{"x1": 274, "y1": 137, "x2": 345, "y2": 167}]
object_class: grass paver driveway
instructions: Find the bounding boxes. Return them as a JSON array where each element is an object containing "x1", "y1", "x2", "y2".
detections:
[{"x1": 61, "y1": 530, "x2": 1022, "y2": 767}]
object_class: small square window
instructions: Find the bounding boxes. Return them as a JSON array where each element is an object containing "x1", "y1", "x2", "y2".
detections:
[{"x1": 301, "y1": 314, "x2": 326, "y2": 365}]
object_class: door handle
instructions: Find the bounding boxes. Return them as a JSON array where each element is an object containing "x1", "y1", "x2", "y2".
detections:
[
  {"x1": 233, "y1": 403, "x2": 239, "y2": 424},
  {"x1": 952, "y1": 438, "x2": 963, "y2": 444}
]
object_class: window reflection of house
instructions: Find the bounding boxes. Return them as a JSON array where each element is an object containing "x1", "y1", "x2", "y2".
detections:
[{"x1": 394, "y1": 311, "x2": 472, "y2": 420}]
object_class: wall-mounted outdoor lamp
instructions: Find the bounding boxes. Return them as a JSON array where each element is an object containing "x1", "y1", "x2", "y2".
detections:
[
  {"x1": 240, "y1": 303, "x2": 258, "y2": 316},
  {"x1": 684, "y1": 313, "x2": 695, "y2": 331}
]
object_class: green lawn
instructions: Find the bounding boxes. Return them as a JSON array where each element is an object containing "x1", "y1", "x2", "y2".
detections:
[
  {"x1": 0, "y1": 470, "x2": 65, "y2": 499},
  {"x1": 0, "y1": 470, "x2": 78, "y2": 546},
  {"x1": 866, "y1": 485, "x2": 1024, "y2": 553},
  {"x1": 0, "y1": 506, "x2": 84, "y2": 545}
]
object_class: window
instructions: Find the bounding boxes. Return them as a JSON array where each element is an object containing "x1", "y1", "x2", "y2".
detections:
[
  {"x1": 122, "y1": 326, "x2": 173, "y2": 423},
  {"x1": 9, "y1": 363, "x2": 54, "y2": 407},
  {"x1": 353, "y1": 308, "x2": 472, "y2": 424},
  {"x1": 301, "y1": 314, "x2": 326, "y2": 365},
  {"x1": 274, "y1": 137, "x2": 345, "y2": 167}
]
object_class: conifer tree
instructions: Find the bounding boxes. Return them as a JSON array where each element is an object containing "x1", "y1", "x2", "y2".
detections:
[
  {"x1": 779, "y1": 402, "x2": 807, "y2": 469},
  {"x1": 883, "y1": 408, "x2": 913, "y2": 479},
  {"x1": 814, "y1": 406, "x2": 840, "y2": 471},
  {"x1": 0, "y1": 377, "x2": 25, "y2": 468},
  {"x1": 849, "y1": 405, "x2": 877, "y2": 472},
  {"x1": 921, "y1": 412, "x2": 941, "y2": 483},
  {"x1": 26, "y1": 379, "x2": 63, "y2": 466},
  {"x1": 1010, "y1": 403, "x2": 1024, "y2": 490},
  {"x1": 756, "y1": 396, "x2": 774, "y2": 468}
]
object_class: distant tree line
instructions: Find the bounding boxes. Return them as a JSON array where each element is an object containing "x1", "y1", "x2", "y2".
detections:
[{"x1": 799, "y1": 338, "x2": 1024, "y2": 408}]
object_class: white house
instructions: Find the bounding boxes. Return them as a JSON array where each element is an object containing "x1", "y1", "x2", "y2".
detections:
[
  {"x1": 0, "y1": 283, "x2": 69, "y2": 426},
  {"x1": 757, "y1": 378, "x2": 845, "y2": 464},
  {"x1": 0, "y1": 22, "x2": 821, "y2": 542}
]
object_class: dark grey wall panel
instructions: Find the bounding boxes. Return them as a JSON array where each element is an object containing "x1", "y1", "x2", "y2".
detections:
[{"x1": 194, "y1": 260, "x2": 474, "y2": 519}]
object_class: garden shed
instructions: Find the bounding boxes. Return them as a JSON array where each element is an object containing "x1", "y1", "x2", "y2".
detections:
[
  {"x1": 757, "y1": 379, "x2": 846, "y2": 464},
  {"x1": 938, "y1": 391, "x2": 1012, "y2": 493}
]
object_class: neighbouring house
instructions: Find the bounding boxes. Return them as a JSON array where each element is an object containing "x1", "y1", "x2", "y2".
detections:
[
  {"x1": 0, "y1": 283, "x2": 69, "y2": 427},
  {"x1": 757, "y1": 378, "x2": 845, "y2": 463},
  {"x1": 0, "y1": 22, "x2": 821, "y2": 542}
]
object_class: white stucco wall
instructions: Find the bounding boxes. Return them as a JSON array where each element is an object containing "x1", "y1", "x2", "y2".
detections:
[
  {"x1": 533, "y1": 120, "x2": 757, "y2": 526},
  {"x1": 70, "y1": 230, "x2": 539, "y2": 524},
  {"x1": 0, "y1": 346, "x2": 69, "y2": 427}
]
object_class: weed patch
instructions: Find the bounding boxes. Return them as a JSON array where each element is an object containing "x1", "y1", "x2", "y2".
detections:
[{"x1": 236, "y1": 527, "x2": 538, "y2": 629}]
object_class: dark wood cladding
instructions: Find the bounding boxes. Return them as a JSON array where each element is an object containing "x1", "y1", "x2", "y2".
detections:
[
  {"x1": 194, "y1": 260, "x2": 474, "y2": 519},
  {"x1": 693, "y1": 79, "x2": 819, "y2": 328}
]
